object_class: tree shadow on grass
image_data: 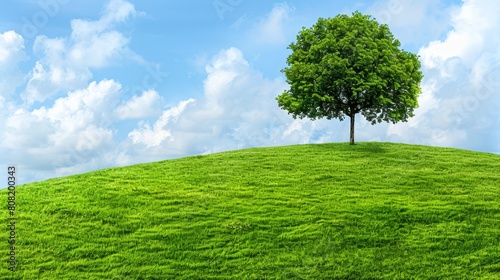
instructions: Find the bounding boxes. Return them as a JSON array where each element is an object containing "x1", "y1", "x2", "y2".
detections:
[{"x1": 314, "y1": 142, "x2": 390, "y2": 154}]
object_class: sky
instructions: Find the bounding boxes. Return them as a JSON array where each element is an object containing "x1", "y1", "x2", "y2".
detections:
[{"x1": 0, "y1": 0, "x2": 499, "y2": 185}]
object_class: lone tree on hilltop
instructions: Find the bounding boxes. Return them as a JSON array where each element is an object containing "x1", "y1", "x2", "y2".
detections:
[{"x1": 277, "y1": 11, "x2": 423, "y2": 145}]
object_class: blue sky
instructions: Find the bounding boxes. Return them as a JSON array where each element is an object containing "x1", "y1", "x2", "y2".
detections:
[{"x1": 1, "y1": 0, "x2": 499, "y2": 184}]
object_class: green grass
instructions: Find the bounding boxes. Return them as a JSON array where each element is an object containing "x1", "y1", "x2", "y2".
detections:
[{"x1": 2, "y1": 142, "x2": 500, "y2": 279}]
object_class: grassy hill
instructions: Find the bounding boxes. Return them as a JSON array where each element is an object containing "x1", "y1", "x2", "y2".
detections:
[{"x1": 2, "y1": 142, "x2": 500, "y2": 279}]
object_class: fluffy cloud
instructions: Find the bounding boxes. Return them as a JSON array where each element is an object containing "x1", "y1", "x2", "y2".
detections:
[
  {"x1": 0, "y1": 31, "x2": 27, "y2": 98},
  {"x1": 0, "y1": 30, "x2": 25, "y2": 64},
  {"x1": 367, "y1": 0, "x2": 457, "y2": 47},
  {"x1": 115, "y1": 89, "x2": 163, "y2": 120},
  {"x1": 0, "y1": 1, "x2": 164, "y2": 183},
  {"x1": 122, "y1": 48, "x2": 293, "y2": 162},
  {"x1": 128, "y1": 98, "x2": 195, "y2": 148},
  {"x1": 2, "y1": 80, "x2": 122, "y2": 181},
  {"x1": 71, "y1": 0, "x2": 137, "y2": 39},
  {"x1": 0, "y1": 31, "x2": 27, "y2": 171},
  {"x1": 250, "y1": 3, "x2": 294, "y2": 45},
  {"x1": 418, "y1": 0, "x2": 500, "y2": 67},
  {"x1": 387, "y1": 0, "x2": 500, "y2": 153},
  {"x1": 22, "y1": 0, "x2": 138, "y2": 104}
]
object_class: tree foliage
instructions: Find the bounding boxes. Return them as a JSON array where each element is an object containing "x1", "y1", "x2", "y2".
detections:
[{"x1": 277, "y1": 11, "x2": 423, "y2": 144}]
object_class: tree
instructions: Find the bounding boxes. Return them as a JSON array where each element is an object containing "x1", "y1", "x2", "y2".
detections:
[{"x1": 276, "y1": 11, "x2": 423, "y2": 145}]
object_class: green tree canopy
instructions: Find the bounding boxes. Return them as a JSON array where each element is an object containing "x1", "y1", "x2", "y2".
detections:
[{"x1": 277, "y1": 11, "x2": 423, "y2": 144}]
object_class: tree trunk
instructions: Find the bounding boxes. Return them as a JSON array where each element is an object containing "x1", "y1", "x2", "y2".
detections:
[{"x1": 349, "y1": 113, "x2": 355, "y2": 145}]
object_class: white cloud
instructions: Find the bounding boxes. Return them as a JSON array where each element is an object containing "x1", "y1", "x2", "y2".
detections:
[
  {"x1": 0, "y1": 30, "x2": 24, "y2": 62},
  {"x1": 103, "y1": 0, "x2": 138, "y2": 23},
  {"x1": 0, "y1": 31, "x2": 27, "y2": 98},
  {"x1": 115, "y1": 89, "x2": 163, "y2": 120},
  {"x1": 70, "y1": 0, "x2": 137, "y2": 41},
  {"x1": 2, "y1": 80, "x2": 122, "y2": 180},
  {"x1": 122, "y1": 47, "x2": 292, "y2": 160},
  {"x1": 0, "y1": 1, "x2": 156, "y2": 184},
  {"x1": 22, "y1": 0, "x2": 138, "y2": 104},
  {"x1": 387, "y1": 0, "x2": 500, "y2": 152},
  {"x1": 128, "y1": 98, "x2": 195, "y2": 148},
  {"x1": 367, "y1": 0, "x2": 458, "y2": 47},
  {"x1": 250, "y1": 3, "x2": 294, "y2": 45},
  {"x1": 419, "y1": 0, "x2": 500, "y2": 68},
  {"x1": 0, "y1": 31, "x2": 27, "y2": 156}
]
